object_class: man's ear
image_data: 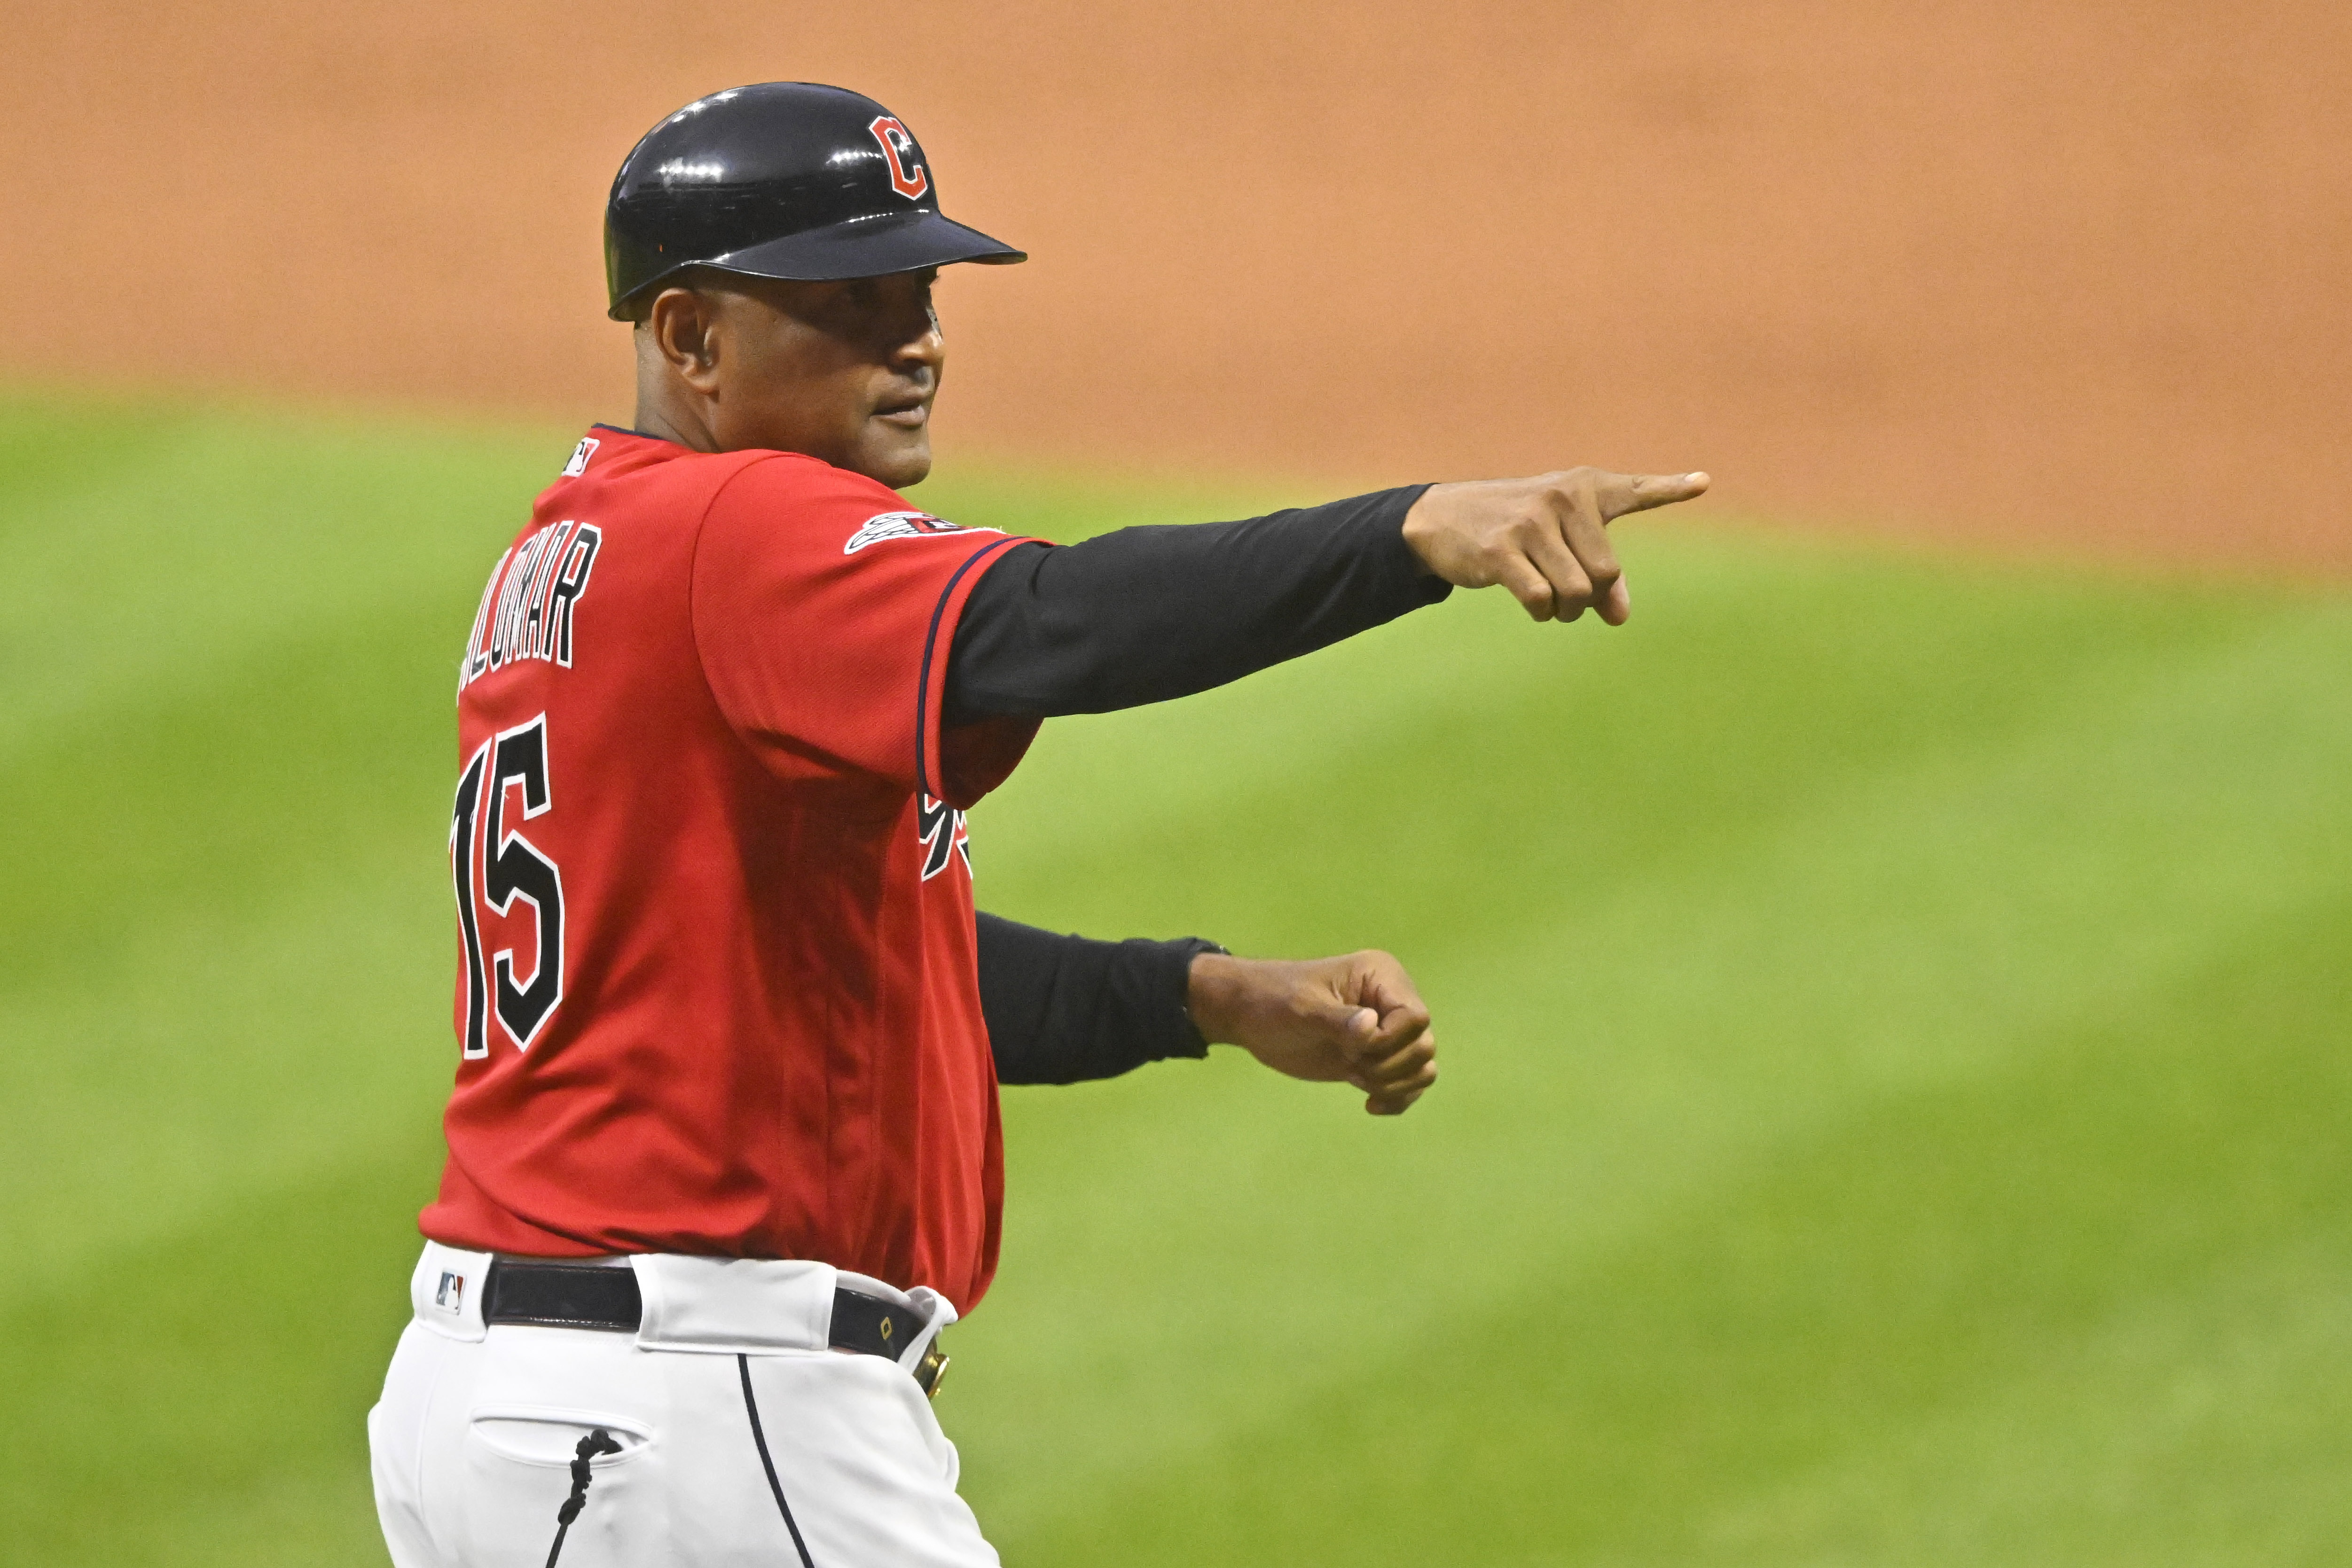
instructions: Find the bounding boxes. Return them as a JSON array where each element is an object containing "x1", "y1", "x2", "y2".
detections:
[{"x1": 645, "y1": 287, "x2": 721, "y2": 391}]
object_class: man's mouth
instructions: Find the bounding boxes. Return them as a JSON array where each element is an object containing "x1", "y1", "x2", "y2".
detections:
[{"x1": 873, "y1": 391, "x2": 931, "y2": 429}]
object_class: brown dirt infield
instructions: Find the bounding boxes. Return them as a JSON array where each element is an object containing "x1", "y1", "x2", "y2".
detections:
[{"x1": 5, "y1": 1, "x2": 2346, "y2": 572}]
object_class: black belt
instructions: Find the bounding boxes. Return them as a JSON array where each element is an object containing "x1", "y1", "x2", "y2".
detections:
[{"x1": 483, "y1": 1259, "x2": 950, "y2": 1397}]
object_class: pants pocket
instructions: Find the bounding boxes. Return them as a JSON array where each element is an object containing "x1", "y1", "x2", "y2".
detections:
[
  {"x1": 458, "y1": 1405, "x2": 660, "y2": 1567},
  {"x1": 467, "y1": 1405, "x2": 654, "y2": 1466}
]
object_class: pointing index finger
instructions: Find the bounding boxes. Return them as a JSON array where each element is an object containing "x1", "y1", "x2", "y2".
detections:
[{"x1": 1600, "y1": 470, "x2": 1711, "y2": 524}]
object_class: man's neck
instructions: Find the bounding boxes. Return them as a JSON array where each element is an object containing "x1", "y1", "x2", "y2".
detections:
[{"x1": 628, "y1": 397, "x2": 711, "y2": 453}]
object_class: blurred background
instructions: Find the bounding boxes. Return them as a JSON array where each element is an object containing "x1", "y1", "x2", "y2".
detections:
[{"x1": 2, "y1": 3, "x2": 2347, "y2": 1564}]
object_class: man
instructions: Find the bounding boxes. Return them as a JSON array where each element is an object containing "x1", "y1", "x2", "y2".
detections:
[{"x1": 368, "y1": 81, "x2": 1707, "y2": 1567}]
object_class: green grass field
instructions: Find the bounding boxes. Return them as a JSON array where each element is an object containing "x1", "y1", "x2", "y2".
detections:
[{"x1": 3, "y1": 390, "x2": 2347, "y2": 1566}]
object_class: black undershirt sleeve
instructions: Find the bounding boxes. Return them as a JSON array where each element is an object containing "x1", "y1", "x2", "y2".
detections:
[
  {"x1": 942, "y1": 484, "x2": 1447, "y2": 723},
  {"x1": 976, "y1": 912, "x2": 1226, "y2": 1085},
  {"x1": 960, "y1": 486, "x2": 1443, "y2": 1083}
]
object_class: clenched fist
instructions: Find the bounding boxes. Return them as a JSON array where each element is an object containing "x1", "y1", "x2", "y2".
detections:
[
  {"x1": 1186, "y1": 949, "x2": 1437, "y2": 1116},
  {"x1": 1402, "y1": 467, "x2": 1710, "y2": 624}
]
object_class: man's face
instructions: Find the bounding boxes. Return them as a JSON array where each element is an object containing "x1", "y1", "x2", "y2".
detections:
[{"x1": 694, "y1": 268, "x2": 945, "y2": 486}]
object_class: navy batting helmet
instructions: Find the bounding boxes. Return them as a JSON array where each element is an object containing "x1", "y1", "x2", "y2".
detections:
[{"x1": 604, "y1": 83, "x2": 1025, "y2": 321}]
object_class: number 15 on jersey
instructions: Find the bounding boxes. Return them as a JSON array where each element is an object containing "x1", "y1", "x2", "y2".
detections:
[{"x1": 450, "y1": 713, "x2": 566, "y2": 1058}]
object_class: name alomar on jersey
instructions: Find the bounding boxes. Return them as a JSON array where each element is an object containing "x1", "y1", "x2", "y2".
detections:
[
  {"x1": 457, "y1": 519, "x2": 604, "y2": 698},
  {"x1": 459, "y1": 504, "x2": 989, "y2": 700}
]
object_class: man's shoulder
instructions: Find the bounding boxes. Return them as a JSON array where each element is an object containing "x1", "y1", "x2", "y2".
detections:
[{"x1": 702, "y1": 456, "x2": 1007, "y2": 565}]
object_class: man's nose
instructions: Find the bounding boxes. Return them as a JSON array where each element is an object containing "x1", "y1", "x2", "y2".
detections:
[
  {"x1": 886, "y1": 298, "x2": 942, "y2": 365},
  {"x1": 894, "y1": 313, "x2": 943, "y2": 369}
]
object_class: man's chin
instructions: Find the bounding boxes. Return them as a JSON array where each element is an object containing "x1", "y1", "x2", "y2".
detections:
[{"x1": 855, "y1": 430, "x2": 933, "y2": 489}]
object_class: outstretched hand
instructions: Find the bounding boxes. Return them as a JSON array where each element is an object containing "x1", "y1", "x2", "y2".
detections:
[
  {"x1": 1401, "y1": 467, "x2": 1710, "y2": 625},
  {"x1": 1186, "y1": 949, "x2": 1437, "y2": 1116}
]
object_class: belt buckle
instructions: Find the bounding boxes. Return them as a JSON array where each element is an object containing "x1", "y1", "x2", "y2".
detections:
[{"x1": 913, "y1": 1339, "x2": 949, "y2": 1400}]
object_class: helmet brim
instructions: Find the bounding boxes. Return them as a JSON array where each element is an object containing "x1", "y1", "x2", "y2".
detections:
[{"x1": 607, "y1": 211, "x2": 1025, "y2": 320}]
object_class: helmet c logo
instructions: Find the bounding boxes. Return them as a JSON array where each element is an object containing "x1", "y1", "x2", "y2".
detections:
[{"x1": 867, "y1": 116, "x2": 930, "y2": 202}]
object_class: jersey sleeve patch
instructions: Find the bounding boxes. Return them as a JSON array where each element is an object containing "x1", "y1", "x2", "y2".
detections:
[{"x1": 845, "y1": 510, "x2": 1003, "y2": 555}]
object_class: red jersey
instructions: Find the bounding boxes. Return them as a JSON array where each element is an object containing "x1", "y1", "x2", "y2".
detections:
[{"x1": 421, "y1": 426, "x2": 1039, "y2": 1311}]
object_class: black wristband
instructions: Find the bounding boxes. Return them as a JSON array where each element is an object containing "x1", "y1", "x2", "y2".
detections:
[{"x1": 1155, "y1": 937, "x2": 1231, "y2": 1061}]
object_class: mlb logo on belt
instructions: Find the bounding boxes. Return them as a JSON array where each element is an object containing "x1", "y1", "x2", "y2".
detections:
[{"x1": 436, "y1": 1270, "x2": 466, "y2": 1313}]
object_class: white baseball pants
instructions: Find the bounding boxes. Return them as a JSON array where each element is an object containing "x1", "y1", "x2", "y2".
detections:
[{"x1": 368, "y1": 1242, "x2": 1002, "y2": 1568}]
